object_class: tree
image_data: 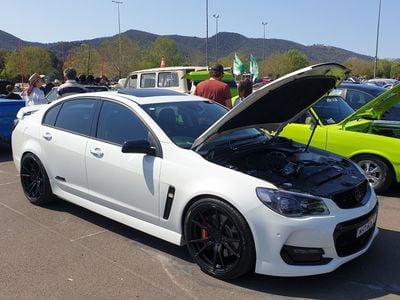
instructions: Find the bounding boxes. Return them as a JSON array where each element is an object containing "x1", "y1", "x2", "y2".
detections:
[
  {"x1": 265, "y1": 52, "x2": 286, "y2": 78},
  {"x1": 390, "y1": 60, "x2": 400, "y2": 79},
  {"x1": 99, "y1": 36, "x2": 142, "y2": 79},
  {"x1": 344, "y1": 57, "x2": 373, "y2": 78},
  {"x1": 141, "y1": 37, "x2": 184, "y2": 69},
  {"x1": 377, "y1": 59, "x2": 392, "y2": 78},
  {"x1": 265, "y1": 49, "x2": 309, "y2": 78},
  {"x1": 2, "y1": 47, "x2": 59, "y2": 82},
  {"x1": 284, "y1": 49, "x2": 309, "y2": 72},
  {"x1": 0, "y1": 49, "x2": 8, "y2": 73},
  {"x1": 66, "y1": 44, "x2": 101, "y2": 77},
  {"x1": 185, "y1": 50, "x2": 205, "y2": 66}
]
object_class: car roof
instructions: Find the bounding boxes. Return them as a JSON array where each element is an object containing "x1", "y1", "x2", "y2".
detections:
[
  {"x1": 339, "y1": 82, "x2": 387, "y2": 94},
  {"x1": 118, "y1": 88, "x2": 187, "y2": 98},
  {"x1": 78, "y1": 88, "x2": 206, "y2": 105},
  {"x1": 128, "y1": 66, "x2": 207, "y2": 75}
]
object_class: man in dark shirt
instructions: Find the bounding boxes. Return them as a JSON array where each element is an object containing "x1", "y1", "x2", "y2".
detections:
[
  {"x1": 194, "y1": 64, "x2": 232, "y2": 108},
  {"x1": 4, "y1": 84, "x2": 22, "y2": 100}
]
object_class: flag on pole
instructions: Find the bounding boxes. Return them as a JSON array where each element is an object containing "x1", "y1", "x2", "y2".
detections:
[
  {"x1": 249, "y1": 54, "x2": 259, "y2": 82},
  {"x1": 233, "y1": 53, "x2": 245, "y2": 76}
]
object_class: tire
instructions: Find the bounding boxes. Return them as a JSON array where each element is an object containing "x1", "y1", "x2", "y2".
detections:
[
  {"x1": 183, "y1": 198, "x2": 255, "y2": 280},
  {"x1": 353, "y1": 154, "x2": 393, "y2": 193},
  {"x1": 20, "y1": 153, "x2": 56, "y2": 205}
]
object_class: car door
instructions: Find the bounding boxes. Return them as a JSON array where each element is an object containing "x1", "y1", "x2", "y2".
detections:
[
  {"x1": 40, "y1": 98, "x2": 98, "y2": 197},
  {"x1": 85, "y1": 100, "x2": 162, "y2": 224}
]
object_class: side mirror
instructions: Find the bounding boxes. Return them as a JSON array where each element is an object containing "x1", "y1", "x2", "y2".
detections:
[
  {"x1": 305, "y1": 116, "x2": 313, "y2": 124},
  {"x1": 121, "y1": 140, "x2": 156, "y2": 156}
]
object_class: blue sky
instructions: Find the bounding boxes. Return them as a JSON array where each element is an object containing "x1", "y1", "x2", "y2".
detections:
[{"x1": 2, "y1": 0, "x2": 399, "y2": 59}]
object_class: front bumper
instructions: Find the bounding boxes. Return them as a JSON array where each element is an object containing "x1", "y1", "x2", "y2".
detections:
[{"x1": 248, "y1": 194, "x2": 378, "y2": 277}]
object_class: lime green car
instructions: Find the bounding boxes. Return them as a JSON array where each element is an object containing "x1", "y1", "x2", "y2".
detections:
[{"x1": 279, "y1": 83, "x2": 400, "y2": 193}]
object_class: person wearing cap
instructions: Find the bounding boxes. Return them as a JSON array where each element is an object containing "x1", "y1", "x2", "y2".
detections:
[
  {"x1": 57, "y1": 68, "x2": 87, "y2": 99},
  {"x1": 22, "y1": 73, "x2": 47, "y2": 106},
  {"x1": 194, "y1": 64, "x2": 232, "y2": 108}
]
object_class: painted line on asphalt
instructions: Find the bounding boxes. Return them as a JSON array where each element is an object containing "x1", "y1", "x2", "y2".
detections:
[
  {"x1": 69, "y1": 230, "x2": 108, "y2": 242},
  {"x1": 0, "y1": 180, "x2": 19, "y2": 186}
]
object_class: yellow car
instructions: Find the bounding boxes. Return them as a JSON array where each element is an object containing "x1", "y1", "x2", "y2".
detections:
[{"x1": 280, "y1": 83, "x2": 400, "y2": 193}]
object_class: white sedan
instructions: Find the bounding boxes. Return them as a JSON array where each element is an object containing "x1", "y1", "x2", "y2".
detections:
[{"x1": 12, "y1": 63, "x2": 378, "y2": 279}]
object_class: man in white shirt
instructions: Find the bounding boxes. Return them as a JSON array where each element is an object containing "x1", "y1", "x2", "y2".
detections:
[{"x1": 57, "y1": 68, "x2": 87, "y2": 98}]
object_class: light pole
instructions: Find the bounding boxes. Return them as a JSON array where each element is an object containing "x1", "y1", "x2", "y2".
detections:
[
  {"x1": 87, "y1": 45, "x2": 91, "y2": 75},
  {"x1": 205, "y1": 0, "x2": 209, "y2": 67},
  {"x1": 212, "y1": 14, "x2": 219, "y2": 63},
  {"x1": 373, "y1": 0, "x2": 382, "y2": 78},
  {"x1": 262, "y1": 21, "x2": 267, "y2": 77},
  {"x1": 112, "y1": 0, "x2": 123, "y2": 79}
]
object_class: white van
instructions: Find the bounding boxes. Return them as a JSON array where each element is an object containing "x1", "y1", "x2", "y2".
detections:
[{"x1": 123, "y1": 66, "x2": 207, "y2": 93}]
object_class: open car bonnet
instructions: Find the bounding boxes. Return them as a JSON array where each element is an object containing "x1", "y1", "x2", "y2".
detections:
[
  {"x1": 191, "y1": 63, "x2": 348, "y2": 150},
  {"x1": 338, "y1": 82, "x2": 400, "y2": 124}
]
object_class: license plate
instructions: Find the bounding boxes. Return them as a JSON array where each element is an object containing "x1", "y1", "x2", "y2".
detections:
[{"x1": 356, "y1": 213, "x2": 377, "y2": 238}]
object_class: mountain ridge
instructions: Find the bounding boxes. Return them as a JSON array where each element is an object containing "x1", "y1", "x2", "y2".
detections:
[{"x1": 0, "y1": 29, "x2": 373, "y2": 64}]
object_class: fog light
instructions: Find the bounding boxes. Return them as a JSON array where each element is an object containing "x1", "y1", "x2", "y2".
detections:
[{"x1": 281, "y1": 245, "x2": 332, "y2": 265}]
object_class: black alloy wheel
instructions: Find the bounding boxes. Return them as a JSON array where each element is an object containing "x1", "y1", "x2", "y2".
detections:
[
  {"x1": 184, "y1": 198, "x2": 255, "y2": 279},
  {"x1": 20, "y1": 153, "x2": 55, "y2": 205}
]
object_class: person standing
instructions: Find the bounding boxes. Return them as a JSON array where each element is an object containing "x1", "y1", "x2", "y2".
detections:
[
  {"x1": 5, "y1": 84, "x2": 22, "y2": 100},
  {"x1": 23, "y1": 73, "x2": 47, "y2": 106},
  {"x1": 41, "y1": 75, "x2": 55, "y2": 96},
  {"x1": 57, "y1": 68, "x2": 87, "y2": 99},
  {"x1": 232, "y1": 77, "x2": 253, "y2": 107},
  {"x1": 194, "y1": 64, "x2": 232, "y2": 108}
]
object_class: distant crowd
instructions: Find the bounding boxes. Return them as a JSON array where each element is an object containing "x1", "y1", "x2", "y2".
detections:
[{"x1": 2, "y1": 67, "x2": 110, "y2": 106}]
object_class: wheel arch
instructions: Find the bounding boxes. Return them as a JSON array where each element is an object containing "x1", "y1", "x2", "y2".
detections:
[
  {"x1": 180, "y1": 194, "x2": 255, "y2": 245},
  {"x1": 350, "y1": 152, "x2": 396, "y2": 182}
]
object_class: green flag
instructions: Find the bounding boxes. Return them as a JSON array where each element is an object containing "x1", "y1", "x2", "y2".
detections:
[
  {"x1": 233, "y1": 53, "x2": 245, "y2": 76},
  {"x1": 249, "y1": 54, "x2": 259, "y2": 82}
]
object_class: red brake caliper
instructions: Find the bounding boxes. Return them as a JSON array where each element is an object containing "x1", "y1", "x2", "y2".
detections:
[{"x1": 201, "y1": 228, "x2": 208, "y2": 239}]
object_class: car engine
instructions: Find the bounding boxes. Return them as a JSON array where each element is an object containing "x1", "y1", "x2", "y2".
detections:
[{"x1": 205, "y1": 136, "x2": 367, "y2": 199}]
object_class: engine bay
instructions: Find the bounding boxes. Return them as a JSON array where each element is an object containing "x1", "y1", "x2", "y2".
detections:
[{"x1": 205, "y1": 136, "x2": 365, "y2": 198}]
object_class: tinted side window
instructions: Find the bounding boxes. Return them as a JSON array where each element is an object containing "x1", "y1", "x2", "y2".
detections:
[
  {"x1": 43, "y1": 103, "x2": 62, "y2": 126},
  {"x1": 345, "y1": 89, "x2": 374, "y2": 109},
  {"x1": 97, "y1": 101, "x2": 149, "y2": 145},
  {"x1": 55, "y1": 99, "x2": 97, "y2": 135}
]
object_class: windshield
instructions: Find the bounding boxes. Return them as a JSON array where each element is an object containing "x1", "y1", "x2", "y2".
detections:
[
  {"x1": 312, "y1": 96, "x2": 354, "y2": 125},
  {"x1": 141, "y1": 100, "x2": 228, "y2": 148}
]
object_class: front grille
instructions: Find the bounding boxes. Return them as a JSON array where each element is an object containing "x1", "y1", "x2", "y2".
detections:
[
  {"x1": 333, "y1": 204, "x2": 378, "y2": 257},
  {"x1": 332, "y1": 180, "x2": 369, "y2": 209}
]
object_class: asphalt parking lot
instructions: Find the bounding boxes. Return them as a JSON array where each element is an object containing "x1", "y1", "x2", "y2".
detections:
[{"x1": 0, "y1": 144, "x2": 399, "y2": 299}]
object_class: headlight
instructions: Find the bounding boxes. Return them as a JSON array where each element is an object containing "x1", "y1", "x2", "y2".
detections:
[{"x1": 256, "y1": 187, "x2": 330, "y2": 217}]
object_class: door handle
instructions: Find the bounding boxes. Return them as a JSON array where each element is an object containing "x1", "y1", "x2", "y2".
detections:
[
  {"x1": 90, "y1": 148, "x2": 104, "y2": 158},
  {"x1": 42, "y1": 132, "x2": 52, "y2": 141}
]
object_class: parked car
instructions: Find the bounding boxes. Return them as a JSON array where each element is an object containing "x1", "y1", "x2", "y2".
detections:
[
  {"x1": 280, "y1": 82, "x2": 400, "y2": 193},
  {"x1": 333, "y1": 82, "x2": 400, "y2": 120},
  {"x1": 367, "y1": 78, "x2": 399, "y2": 88},
  {"x1": 124, "y1": 66, "x2": 207, "y2": 93},
  {"x1": 12, "y1": 63, "x2": 378, "y2": 279},
  {"x1": 0, "y1": 98, "x2": 25, "y2": 144}
]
